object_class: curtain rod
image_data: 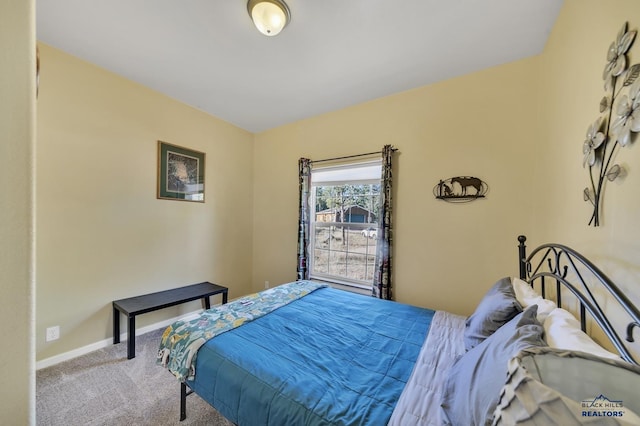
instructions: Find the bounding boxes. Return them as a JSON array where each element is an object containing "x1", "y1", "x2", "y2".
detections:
[{"x1": 310, "y1": 147, "x2": 398, "y2": 164}]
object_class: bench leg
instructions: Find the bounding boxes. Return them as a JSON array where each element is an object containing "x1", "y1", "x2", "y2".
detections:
[
  {"x1": 201, "y1": 292, "x2": 228, "y2": 310},
  {"x1": 127, "y1": 315, "x2": 135, "y2": 359},
  {"x1": 113, "y1": 306, "x2": 120, "y2": 344}
]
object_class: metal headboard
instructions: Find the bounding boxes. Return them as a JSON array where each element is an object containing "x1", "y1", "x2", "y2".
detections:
[{"x1": 517, "y1": 235, "x2": 640, "y2": 365}]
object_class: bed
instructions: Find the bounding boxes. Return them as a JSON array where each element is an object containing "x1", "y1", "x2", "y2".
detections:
[{"x1": 156, "y1": 236, "x2": 640, "y2": 425}]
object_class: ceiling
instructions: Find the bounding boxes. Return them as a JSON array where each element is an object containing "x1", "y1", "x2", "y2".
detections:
[{"x1": 36, "y1": 0, "x2": 564, "y2": 133}]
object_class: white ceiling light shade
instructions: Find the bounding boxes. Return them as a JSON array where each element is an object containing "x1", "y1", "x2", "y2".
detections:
[{"x1": 247, "y1": 0, "x2": 291, "y2": 36}]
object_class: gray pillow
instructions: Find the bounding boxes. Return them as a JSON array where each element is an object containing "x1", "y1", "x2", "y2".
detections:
[
  {"x1": 464, "y1": 277, "x2": 522, "y2": 351},
  {"x1": 441, "y1": 305, "x2": 546, "y2": 426},
  {"x1": 493, "y1": 347, "x2": 640, "y2": 425}
]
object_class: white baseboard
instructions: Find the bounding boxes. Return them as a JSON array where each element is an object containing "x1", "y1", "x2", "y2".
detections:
[{"x1": 36, "y1": 310, "x2": 203, "y2": 370}]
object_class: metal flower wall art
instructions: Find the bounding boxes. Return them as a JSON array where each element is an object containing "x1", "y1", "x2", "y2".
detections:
[{"x1": 584, "y1": 22, "x2": 639, "y2": 226}]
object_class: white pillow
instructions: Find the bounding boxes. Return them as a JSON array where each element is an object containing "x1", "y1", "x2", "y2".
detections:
[
  {"x1": 511, "y1": 277, "x2": 556, "y2": 323},
  {"x1": 543, "y1": 307, "x2": 622, "y2": 361}
]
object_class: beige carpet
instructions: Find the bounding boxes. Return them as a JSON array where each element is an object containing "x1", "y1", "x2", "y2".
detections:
[{"x1": 36, "y1": 328, "x2": 235, "y2": 426}]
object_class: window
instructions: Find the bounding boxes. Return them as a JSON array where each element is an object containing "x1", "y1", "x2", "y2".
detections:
[{"x1": 309, "y1": 161, "x2": 381, "y2": 289}]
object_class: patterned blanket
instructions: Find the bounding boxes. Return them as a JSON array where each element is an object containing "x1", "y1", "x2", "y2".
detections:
[{"x1": 156, "y1": 280, "x2": 327, "y2": 381}]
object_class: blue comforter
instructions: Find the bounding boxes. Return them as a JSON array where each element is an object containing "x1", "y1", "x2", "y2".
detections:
[{"x1": 187, "y1": 286, "x2": 435, "y2": 425}]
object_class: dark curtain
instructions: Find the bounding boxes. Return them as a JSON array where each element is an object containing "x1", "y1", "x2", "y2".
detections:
[
  {"x1": 297, "y1": 158, "x2": 312, "y2": 280},
  {"x1": 372, "y1": 145, "x2": 394, "y2": 300}
]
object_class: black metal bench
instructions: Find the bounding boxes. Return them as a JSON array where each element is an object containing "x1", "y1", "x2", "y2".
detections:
[{"x1": 112, "y1": 282, "x2": 228, "y2": 359}]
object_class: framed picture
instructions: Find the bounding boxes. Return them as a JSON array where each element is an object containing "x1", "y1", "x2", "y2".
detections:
[{"x1": 157, "y1": 141, "x2": 205, "y2": 202}]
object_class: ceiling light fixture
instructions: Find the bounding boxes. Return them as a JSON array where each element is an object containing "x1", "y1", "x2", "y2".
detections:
[{"x1": 247, "y1": 0, "x2": 291, "y2": 37}]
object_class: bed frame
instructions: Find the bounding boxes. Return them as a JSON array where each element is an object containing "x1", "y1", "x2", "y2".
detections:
[{"x1": 517, "y1": 235, "x2": 640, "y2": 365}]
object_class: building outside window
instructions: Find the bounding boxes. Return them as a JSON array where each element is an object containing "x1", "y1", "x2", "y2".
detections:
[{"x1": 309, "y1": 161, "x2": 381, "y2": 290}]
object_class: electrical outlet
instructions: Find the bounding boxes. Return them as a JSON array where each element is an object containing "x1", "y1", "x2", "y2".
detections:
[
  {"x1": 264, "y1": 281, "x2": 270, "y2": 289},
  {"x1": 46, "y1": 326, "x2": 60, "y2": 342}
]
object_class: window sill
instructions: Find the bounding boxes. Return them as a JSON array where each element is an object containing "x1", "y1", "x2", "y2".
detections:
[{"x1": 310, "y1": 278, "x2": 372, "y2": 296}]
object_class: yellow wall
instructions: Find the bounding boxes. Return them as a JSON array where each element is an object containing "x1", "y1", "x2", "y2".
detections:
[
  {"x1": 532, "y1": 0, "x2": 640, "y2": 353},
  {"x1": 253, "y1": 57, "x2": 540, "y2": 316},
  {"x1": 253, "y1": 0, "x2": 640, "y2": 326},
  {"x1": 1, "y1": 0, "x2": 36, "y2": 422},
  {"x1": 534, "y1": 0, "x2": 640, "y2": 294},
  {"x1": 36, "y1": 44, "x2": 255, "y2": 360},
  {"x1": 535, "y1": 0, "x2": 640, "y2": 247},
  {"x1": 253, "y1": 0, "x2": 640, "y2": 324}
]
